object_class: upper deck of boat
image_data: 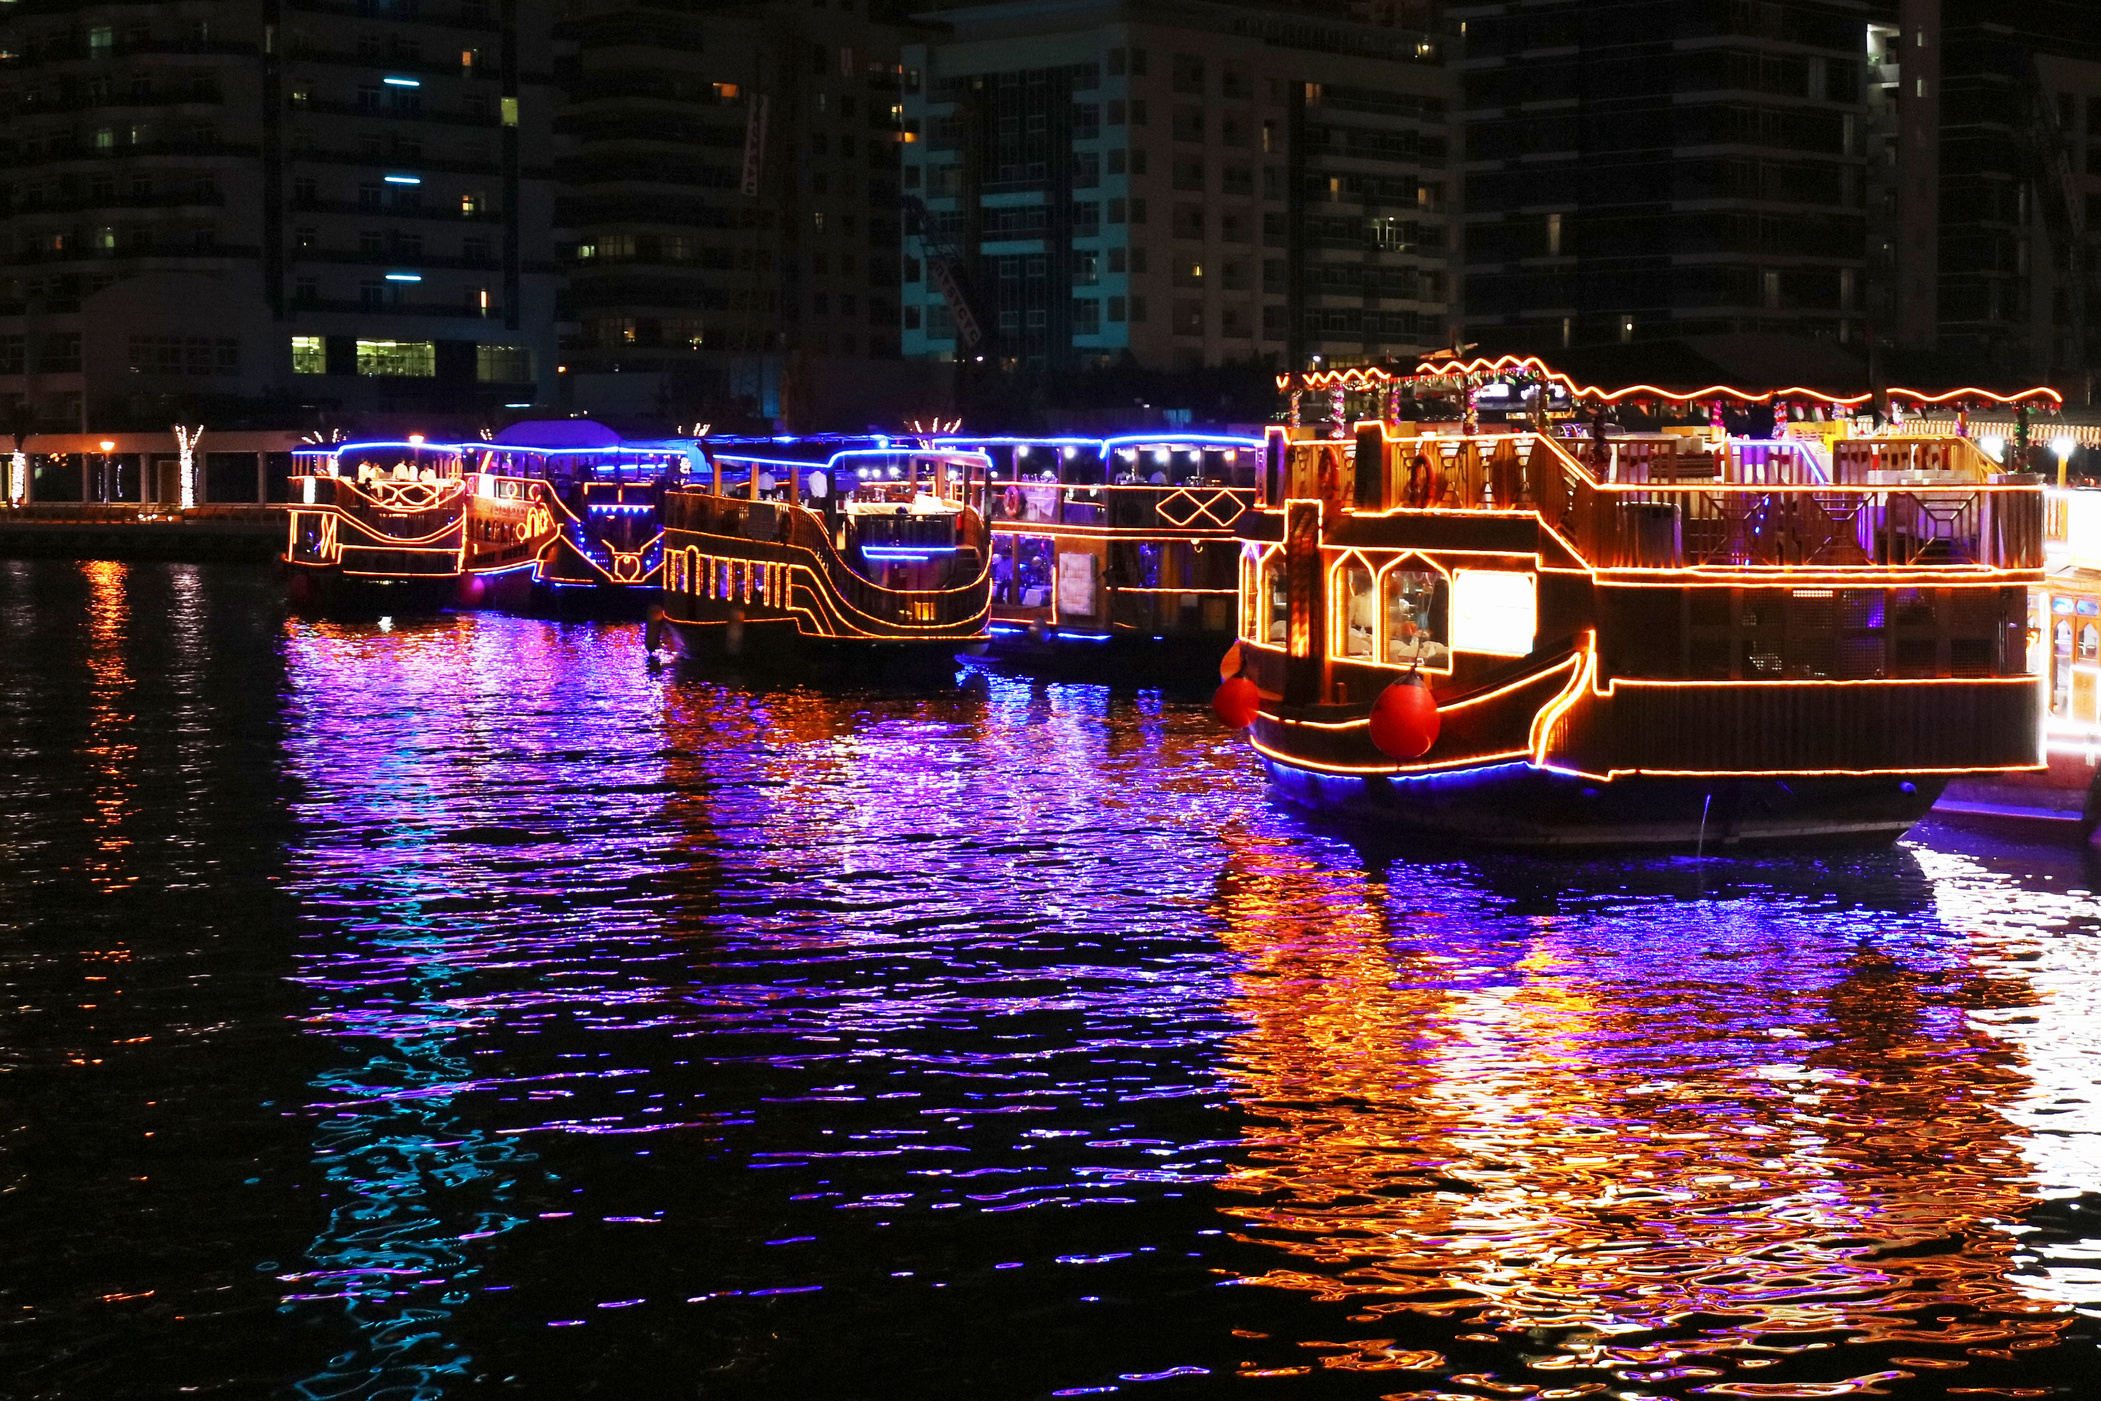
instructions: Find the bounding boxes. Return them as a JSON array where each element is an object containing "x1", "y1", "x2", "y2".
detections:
[{"x1": 1247, "y1": 424, "x2": 2046, "y2": 582}]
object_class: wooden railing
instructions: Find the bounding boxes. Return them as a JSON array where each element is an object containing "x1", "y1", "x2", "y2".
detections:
[
  {"x1": 1276, "y1": 430, "x2": 2045, "y2": 572},
  {"x1": 667, "y1": 491, "x2": 990, "y2": 631},
  {"x1": 308, "y1": 476, "x2": 467, "y2": 547},
  {"x1": 1536, "y1": 436, "x2": 2042, "y2": 572}
]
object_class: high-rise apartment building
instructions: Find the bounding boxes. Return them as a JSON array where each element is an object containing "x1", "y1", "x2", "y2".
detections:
[
  {"x1": 1867, "y1": 0, "x2": 2100, "y2": 391},
  {"x1": 898, "y1": 0, "x2": 1455, "y2": 374},
  {"x1": 555, "y1": 0, "x2": 918, "y2": 425},
  {"x1": 1453, "y1": 0, "x2": 1876, "y2": 355},
  {"x1": 0, "y1": 0, "x2": 558, "y2": 434}
]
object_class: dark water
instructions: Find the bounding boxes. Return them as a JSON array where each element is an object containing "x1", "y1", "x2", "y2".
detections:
[{"x1": 3, "y1": 559, "x2": 2099, "y2": 1401}]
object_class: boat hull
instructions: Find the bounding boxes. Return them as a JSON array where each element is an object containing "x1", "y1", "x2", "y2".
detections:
[
  {"x1": 283, "y1": 560, "x2": 458, "y2": 617},
  {"x1": 975, "y1": 623, "x2": 1234, "y2": 685},
  {"x1": 1261, "y1": 757, "x2": 1948, "y2": 850}
]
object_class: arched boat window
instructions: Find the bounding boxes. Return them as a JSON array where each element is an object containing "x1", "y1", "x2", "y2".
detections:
[
  {"x1": 2082, "y1": 623, "x2": 2098, "y2": 663},
  {"x1": 1383, "y1": 567, "x2": 1449, "y2": 667},
  {"x1": 1338, "y1": 560, "x2": 1376, "y2": 658},
  {"x1": 1262, "y1": 550, "x2": 1288, "y2": 644}
]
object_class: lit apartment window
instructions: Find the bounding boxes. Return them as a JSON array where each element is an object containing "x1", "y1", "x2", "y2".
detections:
[
  {"x1": 355, "y1": 340, "x2": 436, "y2": 377},
  {"x1": 291, "y1": 336, "x2": 327, "y2": 374}
]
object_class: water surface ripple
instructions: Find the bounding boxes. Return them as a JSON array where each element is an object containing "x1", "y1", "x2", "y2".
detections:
[{"x1": 0, "y1": 559, "x2": 2096, "y2": 1399}]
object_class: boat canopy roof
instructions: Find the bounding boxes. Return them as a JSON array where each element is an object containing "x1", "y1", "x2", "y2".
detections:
[{"x1": 493, "y1": 419, "x2": 623, "y2": 449}]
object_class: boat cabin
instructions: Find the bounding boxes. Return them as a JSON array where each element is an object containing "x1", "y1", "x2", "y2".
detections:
[{"x1": 659, "y1": 440, "x2": 992, "y2": 651}]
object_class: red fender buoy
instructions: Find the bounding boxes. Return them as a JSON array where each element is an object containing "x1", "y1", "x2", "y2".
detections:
[
  {"x1": 1213, "y1": 674, "x2": 1261, "y2": 729},
  {"x1": 1368, "y1": 673, "x2": 1440, "y2": 759}
]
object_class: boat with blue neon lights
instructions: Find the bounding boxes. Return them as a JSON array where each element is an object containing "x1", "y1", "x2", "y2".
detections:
[
  {"x1": 933, "y1": 433, "x2": 1260, "y2": 674},
  {"x1": 656, "y1": 437, "x2": 993, "y2": 669},
  {"x1": 483, "y1": 420, "x2": 687, "y2": 612},
  {"x1": 284, "y1": 437, "x2": 559, "y2": 613},
  {"x1": 1234, "y1": 359, "x2": 2051, "y2": 849}
]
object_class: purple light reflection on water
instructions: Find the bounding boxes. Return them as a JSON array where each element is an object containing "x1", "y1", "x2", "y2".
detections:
[{"x1": 70, "y1": 585, "x2": 2074, "y2": 1399}]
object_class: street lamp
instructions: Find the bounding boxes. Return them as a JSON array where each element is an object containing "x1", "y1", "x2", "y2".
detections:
[
  {"x1": 2054, "y1": 437, "x2": 2079, "y2": 487},
  {"x1": 98, "y1": 439, "x2": 115, "y2": 504}
]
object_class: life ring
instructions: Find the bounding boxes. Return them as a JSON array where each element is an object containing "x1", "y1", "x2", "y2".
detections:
[
  {"x1": 1404, "y1": 454, "x2": 1433, "y2": 509},
  {"x1": 1002, "y1": 484, "x2": 1022, "y2": 518}
]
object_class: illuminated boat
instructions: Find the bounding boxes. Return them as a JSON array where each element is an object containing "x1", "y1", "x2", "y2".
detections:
[
  {"x1": 657, "y1": 438, "x2": 993, "y2": 669},
  {"x1": 934, "y1": 434, "x2": 1260, "y2": 671},
  {"x1": 1229, "y1": 360, "x2": 2049, "y2": 849},
  {"x1": 285, "y1": 437, "x2": 558, "y2": 614},
  {"x1": 486, "y1": 421, "x2": 689, "y2": 610},
  {"x1": 1932, "y1": 411, "x2": 2101, "y2": 839}
]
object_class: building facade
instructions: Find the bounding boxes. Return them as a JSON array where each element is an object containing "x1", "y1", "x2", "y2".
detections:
[
  {"x1": 1454, "y1": 0, "x2": 1877, "y2": 354},
  {"x1": 0, "y1": 0, "x2": 558, "y2": 441},
  {"x1": 1868, "y1": 0, "x2": 2100, "y2": 392},
  {"x1": 898, "y1": 0, "x2": 1456, "y2": 374},
  {"x1": 555, "y1": 0, "x2": 921, "y2": 427}
]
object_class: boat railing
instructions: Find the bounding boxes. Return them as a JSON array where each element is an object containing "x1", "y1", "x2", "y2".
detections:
[
  {"x1": 667, "y1": 491, "x2": 990, "y2": 629},
  {"x1": 1271, "y1": 431, "x2": 2042, "y2": 572},
  {"x1": 1576, "y1": 435, "x2": 1832, "y2": 485},
  {"x1": 852, "y1": 509, "x2": 961, "y2": 551},
  {"x1": 299, "y1": 473, "x2": 466, "y2": 543},
  {"x1": 1830, "y1": 436, "x2": 1999, "y2": 483},
  {"x1": 1535, "y1": 435, "x2": 2043, "y2": 572}
]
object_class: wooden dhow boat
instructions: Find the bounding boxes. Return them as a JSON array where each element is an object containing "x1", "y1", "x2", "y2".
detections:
[
  {"x1": 470, "y1": 421, "x2": 687, "y2": 614},
  {"x1": 1224, "y1": 360, "x2": 2050, "y2": 849},
  {"x1": 656, "y1": 438, "x2": 993, "y2": 669},
  {"x1": 930, "y1": 434, "x2": 1261, "y2": 671},
  {"x1": 285, "y1": 437, "x2": 558, "y2": 613}
]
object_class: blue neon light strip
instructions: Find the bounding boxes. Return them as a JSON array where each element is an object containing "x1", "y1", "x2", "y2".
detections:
[{"x1": 861, "y1": 546, "x2": 959, "y2": 561}]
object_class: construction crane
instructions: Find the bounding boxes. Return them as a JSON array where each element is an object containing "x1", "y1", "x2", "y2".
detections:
[{"x1": 902, "y1": 194, "x2": 983, "y2": 354}]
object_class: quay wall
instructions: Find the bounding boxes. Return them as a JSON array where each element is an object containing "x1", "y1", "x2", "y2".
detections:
[{"x1": 0, "y1": 506, "x2": 286, "y2": 563}]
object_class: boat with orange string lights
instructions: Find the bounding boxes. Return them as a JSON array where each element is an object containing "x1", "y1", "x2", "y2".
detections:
[
  {"x1": 284, "y1": 436, "x2": 560, "y2": 614},
  {"x1": 1222, "y1": 358, "x2": 2058, "y2": 848},
  {"x1": 655, "y1": 437, "x2": 993, "y2": 672}
]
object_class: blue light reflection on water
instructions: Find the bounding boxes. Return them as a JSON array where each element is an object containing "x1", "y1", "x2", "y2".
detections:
[
  {"x1": 275, "y1": 619, "x2": 681, "y2": 1396},
  {"x1": 54, "y1": 587, "x2": 2076, "y2": 1398}
]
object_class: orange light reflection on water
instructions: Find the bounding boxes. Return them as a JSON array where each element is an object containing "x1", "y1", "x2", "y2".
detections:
[
  {"x1": 1208, "y1": 834, "x2": 2073, "y2": 1396},
  {"x1": 80, "y1": 560, "x2": 137, "y2": 888}
]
